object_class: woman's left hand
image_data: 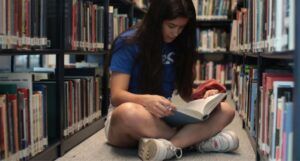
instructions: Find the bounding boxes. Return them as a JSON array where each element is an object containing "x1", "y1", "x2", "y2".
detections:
[{"x1": 203, "y1": 89, "x2": 219, "y2": 98}]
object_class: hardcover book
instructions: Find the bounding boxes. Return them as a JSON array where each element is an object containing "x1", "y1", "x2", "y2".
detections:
[{"x1": 164, "y1": 93, "x2": 227, "y2": 126}]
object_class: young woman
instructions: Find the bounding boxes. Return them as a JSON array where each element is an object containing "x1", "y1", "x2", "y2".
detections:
[{"x1": 105, "y1": 0, "x2": 239, "y2": 160}]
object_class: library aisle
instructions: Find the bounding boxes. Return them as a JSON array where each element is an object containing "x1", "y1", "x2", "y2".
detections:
[{"x1": 56, "y1": 93, "x2": 255, "y2": 161}]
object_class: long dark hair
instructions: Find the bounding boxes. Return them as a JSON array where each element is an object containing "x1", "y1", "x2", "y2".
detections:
[{"x1": 110, "y1": 0, "x2": 196, "y2": 99}]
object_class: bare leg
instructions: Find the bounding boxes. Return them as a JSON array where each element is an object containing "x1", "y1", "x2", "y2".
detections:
[
  {"x1": 107, "y1": 102, "x2": 177, "y2": 148},
  {"x1": 170, "y1": 102, "x2": 235, "y2": 148}
]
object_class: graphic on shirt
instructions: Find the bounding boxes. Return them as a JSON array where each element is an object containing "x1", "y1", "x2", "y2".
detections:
[{"x1": 162, "y1": 51, "x2": 175, "y2": 65}]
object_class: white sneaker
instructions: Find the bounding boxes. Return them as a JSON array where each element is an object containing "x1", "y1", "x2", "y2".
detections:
[
  {"x1": 195, "y1": 130, "x2": 239, "y2": 153},
  {"x1": 138, "y1": 138, "x2": 182, "y2": 161}
]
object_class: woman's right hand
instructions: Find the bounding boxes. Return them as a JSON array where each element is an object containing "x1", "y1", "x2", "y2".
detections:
[{"x1": 141, "y1": 95, "x2": 176, "y2": 118}]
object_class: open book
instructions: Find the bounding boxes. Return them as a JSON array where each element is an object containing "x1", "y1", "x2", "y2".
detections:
[{"x1": 163, "y1": 93, "x2": 227, "y2": 126}]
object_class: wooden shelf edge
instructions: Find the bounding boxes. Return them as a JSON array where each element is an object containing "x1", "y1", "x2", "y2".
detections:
[
  {"x1": 60, "y1": 117, "x2": 105, "y2": 155},
  {"x1": 29, "y1": 141, "x2": 60, "y2": 161}
]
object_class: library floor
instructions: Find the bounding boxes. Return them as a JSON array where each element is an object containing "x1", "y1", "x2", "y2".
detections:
[{"x1": 56, "y1": 94, "x2": 256, "y2": 161}]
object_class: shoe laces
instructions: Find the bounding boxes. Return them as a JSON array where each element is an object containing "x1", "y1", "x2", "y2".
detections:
[
  {"x1": 167, "y1": 145, "x2": 182, "y2": 159},
  {"x1": 198, "y1": 133, "x2": 229, "y2": 152}
]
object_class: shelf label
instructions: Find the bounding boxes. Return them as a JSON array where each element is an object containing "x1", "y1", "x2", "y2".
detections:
[
  {"x1": 63, "y1": 129, "x2": 67, "y2": 136},
  {"x1": 80, "y1": 41, "x2": 84, "y2": 48},
  {"x1": 18, "y1": 37, "x2": 22, "y2": 46},
  {"x1": 22, "y1": 36, "x2": 26, "y2": 45},
  {"x1": 26, "y1": 37, "x2": 31, "y2": 45},
  {"x1": 11, "y1": 36, "x2": 18, "y2": 45},
  {"x1": 74, "y1": 41, "x2": 79, "y2": 48},
  {"x1": 78, "y1": 120, "x2": 83, "y2": 130},
  {"x1": 0, "y1": 35, "x2": 3, "y2": 45},
  {"x1": 41, "y1": 37, "x2": 47, "y2": 46}
]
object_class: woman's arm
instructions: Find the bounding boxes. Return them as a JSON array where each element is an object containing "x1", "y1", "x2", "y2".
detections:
[{"x1": 110, "y1": 72, "x2": 176, "y2": 118}]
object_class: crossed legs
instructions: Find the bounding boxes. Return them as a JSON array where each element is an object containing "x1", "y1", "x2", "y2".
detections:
[{"x1": 106, "y1": 101, "x2": 235, "y2": 149}]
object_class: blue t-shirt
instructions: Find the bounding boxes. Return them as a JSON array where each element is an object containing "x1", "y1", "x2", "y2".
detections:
[{"x1": 110, "y1": 30, "x2": 176, "y2": 98}]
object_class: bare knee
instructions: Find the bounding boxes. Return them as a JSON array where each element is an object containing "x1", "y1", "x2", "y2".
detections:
[
  {"x1": 107, "y1": 103, "x2": 146, "y2": 147},
  {"x1": 220, "y1": 102, "x2": 235, "y2": 124},
  {"x1": 111, "y1": 102, "x2": 147, "y2": 128}
]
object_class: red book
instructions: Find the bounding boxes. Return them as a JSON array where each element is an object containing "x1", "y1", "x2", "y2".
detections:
[
  {"x1": 261, "y1": 73, "x2": 293, "y2": 154},
  {"x1": 0, "y1": 95, "x2": 8, "y2": 159}
]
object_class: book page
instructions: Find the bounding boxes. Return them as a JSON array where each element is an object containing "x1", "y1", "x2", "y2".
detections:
[{"x1": 176, "y1": 93, "x2": 226, "y2": 117}]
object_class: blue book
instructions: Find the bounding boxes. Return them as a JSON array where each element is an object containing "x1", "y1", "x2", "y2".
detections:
[
  {"x1": 285, "y1": 102, "x2": 293, "y2": 161},
  {"x1": 163, "y1": 93, "x2": 227, "y2": 126}
]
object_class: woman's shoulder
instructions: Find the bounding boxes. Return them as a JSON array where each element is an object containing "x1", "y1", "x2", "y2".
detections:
[
  {"x1": 120, "y1": 29, "x2": 137, "y2": 38},
  {"x1": 116, "y1": 29, "x2": 137, "y2": 44},
  {"x1": 113, "y1": 29, "x2": 139, "y2": 53}
]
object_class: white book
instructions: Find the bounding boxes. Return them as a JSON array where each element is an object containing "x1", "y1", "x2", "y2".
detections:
[
  {"x1": 164, "y1": 93, "x2": 227, "y2": 126},
  {"x1": 270, "y1": 81, "x2": 294, "y2": 161},
  {"x1": 288, "y1": 0, "x2": 295, "y2": 50},
  {"x1": 275, "y1": 0, "x2": 284, "y2": 51}
]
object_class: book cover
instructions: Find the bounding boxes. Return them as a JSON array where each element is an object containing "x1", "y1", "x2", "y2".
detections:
[{"x1": 163, "y1": 93, "x2": 227, "y2": 126}]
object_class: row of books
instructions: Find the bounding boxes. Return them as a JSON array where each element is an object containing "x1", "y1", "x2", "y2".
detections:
[
  {"x1": 192, "y1": 0, "x2": 233, "y2": 20},
  {"x1": 0, "y1": 0, "x2": 132, "y2": 51},
  {"x1": 64, "y1": 0, "x2": 105, "y2": 51},
  {"x1": 194, "y1": 60, "x2": 232, "y2": 85},
  {"x1": 0, "y1": 0, "x2": 48, "y2": 49},
  {"x1": 63, "y1": 68, "x2": 102, "y2": 137},
  {"x1": 108, "y1": 6, "x2": 131, "y2": 47},
  {"x1": 259, "y1": 72, "x2": 293, "y2": 161},
  {"x1": 196, "y1": 28, "x2": 229, "y2": 52},
  {"x1": 0, "y1": 68, "x2": 102, "y2": 161},
  {"x1": 230, "y1": 0, "x2": 295, "y2": 53},
  {"x1": 0, "y1": 73, "x2": 48, "y2": 161},
  {"x1": 231, "y1": 64, "x2": 294, "y2": 161}
]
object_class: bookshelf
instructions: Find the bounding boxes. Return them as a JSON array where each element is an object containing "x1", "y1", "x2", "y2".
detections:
[
  {"x1": 193, "y1": 0, "x2": 233, "y2": 87},
  {"x1": 0, "y1": 0, "x2": 149, "y2": 160},
  {"x1": 230, "y1": 0, "x2": 297, "y2": 160}
]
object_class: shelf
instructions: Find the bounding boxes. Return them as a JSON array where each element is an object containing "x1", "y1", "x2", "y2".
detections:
[
  {"x1": 29, "y1": 141, "x2": 60, "y2": 161},
  {"x1": 196, "y1": 19, "x2": 232, "y2": 28},
  {"x1": 60, "y1": 117, "x2": 105, "y2": 155},
  {"x1": 244, "y1": 53, "x2": 259, "y2": 58},
  {"x1": 0, "y1": 49, "x2": 107, "y2": 55},
  {"x1": 230, "y1": 52, "x2": 244, "y2": 56},
  {"x1": 63, "y1": 50, "x2": 107, "y2": 55},
  {"x1": 0, "y1": 49, "x2": 61, "y2": 55},
  {"x1": 197, "y1": 51, "x2": 231, "y2": 55},
  {"x1": 230, "y1": 51, "x2": 294, "y2": 59},
  {"x1": 242, "y1": 119, "x2": 257, "y2": 154},
  {"x1": 194, "y1": 80, "x2": 231, "y2": 85},
  {"x1": 260, "y1": 50, "x2": 294, "y2": 59}
]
